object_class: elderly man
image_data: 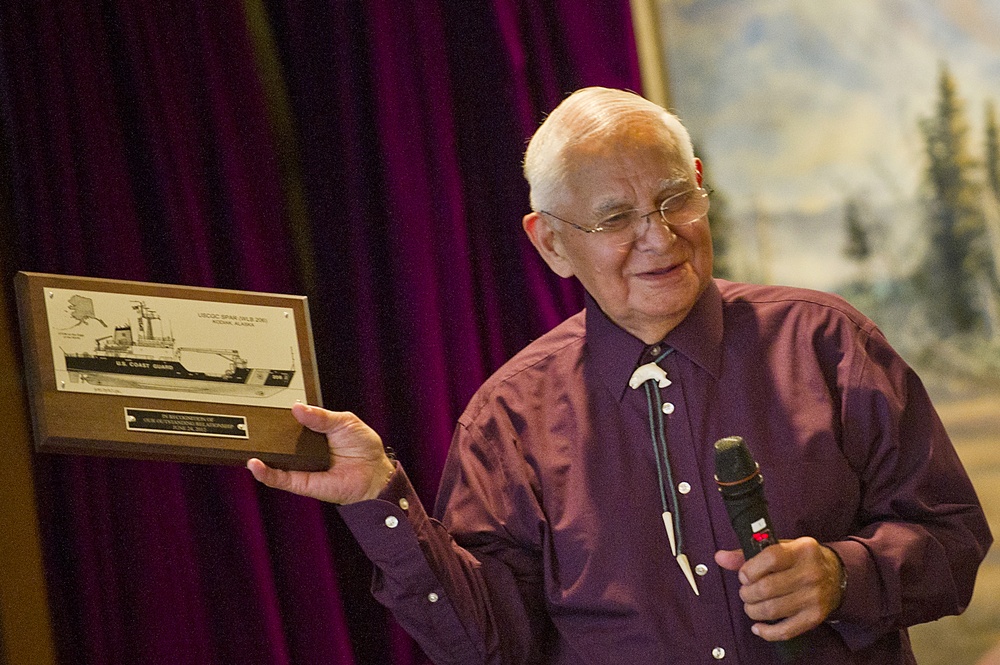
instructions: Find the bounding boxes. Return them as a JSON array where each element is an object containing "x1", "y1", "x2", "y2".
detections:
[{"x1": 248, "y1": 87, "x2": 991, "y2": 664}]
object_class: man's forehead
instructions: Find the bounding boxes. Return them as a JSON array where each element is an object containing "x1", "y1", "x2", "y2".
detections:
[
  {"x1": 559, "y1": 147, "x2": 692, "y2": 200},
  {"x1": 565, "y1": 127, "x2": 688, "y2": 171},
  {"x1": 546, "y1": 128, "x2": 692, "y2": 206},
  {"x1": 589, "y1": 175, "x2": 691, "y2": 210}
]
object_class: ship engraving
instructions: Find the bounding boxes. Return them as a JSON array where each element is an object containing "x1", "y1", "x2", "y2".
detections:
[{"x1": 63, "y1": 301, "x2": 295, "y2": 398}]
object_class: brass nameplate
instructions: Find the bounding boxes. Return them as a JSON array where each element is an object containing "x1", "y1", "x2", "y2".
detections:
[{"x1": 125, "y1": 408, "x2": 249, "y2": 439}]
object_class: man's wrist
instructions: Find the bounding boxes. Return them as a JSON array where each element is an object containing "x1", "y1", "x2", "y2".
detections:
[
  {"x1": 823, "y1": 545, "x2": 848, "y2": 621},
  {"x1": 363, "y1": 455, "x2": 397, "y2": 502}
]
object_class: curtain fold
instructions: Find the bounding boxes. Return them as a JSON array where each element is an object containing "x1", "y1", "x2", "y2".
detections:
[{"x1": 0, "y1": 1, "x2": 640, "y2": 662}]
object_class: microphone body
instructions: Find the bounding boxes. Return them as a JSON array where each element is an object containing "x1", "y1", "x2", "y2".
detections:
[
  {"x1": 714, "y1": 435, "x2": 806, "y2": 661},
  {"x1": 714, "y1": 435, "x2": 777, "y2": 560}
]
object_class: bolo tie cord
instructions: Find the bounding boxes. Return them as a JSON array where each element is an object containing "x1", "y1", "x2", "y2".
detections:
[
  {"x1": 631, "y1": 347, "x2": 699, "y2": 595},
  {"x1": 641, "y1": 348, "x2": 682, "y2": 554}
]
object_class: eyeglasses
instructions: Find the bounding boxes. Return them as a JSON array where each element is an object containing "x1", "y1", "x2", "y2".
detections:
[{"x1": 540, "y1": 186, "x2": 712, "y2": 245}]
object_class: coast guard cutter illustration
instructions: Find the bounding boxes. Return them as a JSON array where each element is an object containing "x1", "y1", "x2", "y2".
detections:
[{"x1": 63, "y1": 300, "x2": 295, "y2": 397}]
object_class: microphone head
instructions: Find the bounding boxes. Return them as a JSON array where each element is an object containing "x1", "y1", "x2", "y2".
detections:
[{"x1": 714, "y1": 435, "x2": 758, "y2": 484}]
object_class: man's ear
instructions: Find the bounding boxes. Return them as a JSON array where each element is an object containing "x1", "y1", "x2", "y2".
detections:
[
  {"x1": 523, "y1": 212, "x2": 575, "y2": 278},
  {"x1": 695, "y1": 158, "x2": 703, "y2": 188}
]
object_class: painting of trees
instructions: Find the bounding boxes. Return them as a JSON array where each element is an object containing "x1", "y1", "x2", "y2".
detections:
[
  {"x1": 915, "y1": 65, "x2": 994, "y2": 336},
  {"x1": 914, "y1": 67, "x2": 985, "y2": 335}
]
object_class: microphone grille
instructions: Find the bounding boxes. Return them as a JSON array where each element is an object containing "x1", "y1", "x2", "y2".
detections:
[{"x1": 713, "y1": 436, "x2": 757, "y2": 483}]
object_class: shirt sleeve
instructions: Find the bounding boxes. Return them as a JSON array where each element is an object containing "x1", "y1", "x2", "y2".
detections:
[
  {"x1": 337, "y1": 426, "x2": 553, "y2": 665},
  {"x1": 823, "y1": 325, "x2": 992, "y2": 651}
]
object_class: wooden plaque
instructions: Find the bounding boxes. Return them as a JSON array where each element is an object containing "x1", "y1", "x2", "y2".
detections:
[{"x1": 14, "y1": 272, "x2": 329, "y2": 471}]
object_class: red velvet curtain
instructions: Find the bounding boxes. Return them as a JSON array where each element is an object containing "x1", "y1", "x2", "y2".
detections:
[{"x1": 0, "y1": 1, "x2": 640, "y2": 662}]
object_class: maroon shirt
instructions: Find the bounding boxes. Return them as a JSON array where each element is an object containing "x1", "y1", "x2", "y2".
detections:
[{"x1": 339, "y1": 279, "x2": 991, "y2": 664}]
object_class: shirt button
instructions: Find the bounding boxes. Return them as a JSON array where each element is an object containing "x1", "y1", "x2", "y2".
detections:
[
  {"x1": 398, "y1": 498, "x2": 410, "y2": 510},
  {"x1": 677, "y1": 481, "x2": 691, "y2": 495},
  {"x1": 695, "y1": 564, "x2": 709, "y2": 576},
  {"x1": 384, "y1": 516, "x2": 399, "y2": 528},
  {"x1": 651, "y1": 345, "x2": 661, "y2": 355},
  {"x1": 427, "y1": 592, "x2": 439, "y2": 603},
  {"x1": 661, "y1": 402, "x2": 675, "y2": 415},
  {"x1": 712, "y1": 647, "x2": 726, "y2": 659}
]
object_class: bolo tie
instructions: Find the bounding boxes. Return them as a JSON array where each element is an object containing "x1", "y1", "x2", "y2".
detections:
[{"x1": 629, "y1": 346, "x2": 699, "y2": 596}]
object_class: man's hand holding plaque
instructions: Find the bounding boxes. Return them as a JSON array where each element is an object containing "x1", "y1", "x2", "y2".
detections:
[{"x1": 247, "y1": 403, "x2": 395, "y2": 504}]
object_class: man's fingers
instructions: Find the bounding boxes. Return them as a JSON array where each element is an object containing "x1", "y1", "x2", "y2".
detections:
[
  {"x1": 291, "y1": 404, "x2": 381, "y2": 452},
  {"x1": 247, "y1": 457, "x2": 297, "y2": 493},
  {"x1": 248, "y1": 457, "x2": 335, "y2": 499},
  {"x1": 748, "y1": 590, "x2": 828, "y2": 641},
  {"x1": 247, "y1": 457, "x2": 281, "y2": 486},
  {"x1": 714, "y1": 548, "x2": 745, "y2": 572},
  {"x1": 292, "y1": 402, "x2": 344, "y2": 433},
  {"x1": 743, "y1": 585, "x2": 797, "y2": 621},
  {"x1": 751, "y1": 616, "x2": 806, "y2": 642},
  {"x1": 742, "y1": 588, "x2": 814, "y2": 641}
]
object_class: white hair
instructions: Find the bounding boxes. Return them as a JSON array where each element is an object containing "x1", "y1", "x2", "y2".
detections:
[{"x1": 523, "y1": 87, "x2": 696, "y2": 212}]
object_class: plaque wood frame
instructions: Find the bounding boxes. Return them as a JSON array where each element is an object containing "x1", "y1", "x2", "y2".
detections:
[{"x1": 15, "y1": 272, "x2": 329, "y2": 471}]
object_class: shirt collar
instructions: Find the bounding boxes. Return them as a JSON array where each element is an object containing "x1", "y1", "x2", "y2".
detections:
[{"x1": 586, "y1": 280, "x2": 724, "y2": 400}]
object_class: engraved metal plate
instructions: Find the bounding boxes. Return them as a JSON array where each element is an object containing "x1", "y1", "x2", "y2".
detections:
[{"x1": 125, "y1": 408, "x2": 249, "y2": 439}]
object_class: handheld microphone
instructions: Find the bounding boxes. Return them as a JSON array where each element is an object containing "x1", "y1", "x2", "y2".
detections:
[
  {"x1": 714, "y1": 435, "x2": 805, "y2": 660},
  {"x1": 714, "y1": 435, "x2": 776, "y2": 559}
]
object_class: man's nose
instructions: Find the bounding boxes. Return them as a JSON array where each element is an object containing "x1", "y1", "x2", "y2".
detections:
[{"x1": 633, "y1": 212, "x2": 677, "y2": 248}]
